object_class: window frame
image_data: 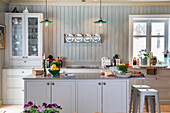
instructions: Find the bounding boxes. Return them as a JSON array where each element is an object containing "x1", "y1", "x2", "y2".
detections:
[{"x1": 129, "y1": 15, "x2": 169, "y2": 65}]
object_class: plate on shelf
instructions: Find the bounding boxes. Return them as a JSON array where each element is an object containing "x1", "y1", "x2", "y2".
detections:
[
  {"x1": 65, "y1": 34, "x2": 74, "y2": 42},
  {"x1": 84, "y1": 34, "x2": 92, "y2": 42},
  {"x1": 75, "y1": 34, "x2": 83, "y2": 42},
  {"x1": 92, "y1": 34, "x2": 101, "y2": 42}
]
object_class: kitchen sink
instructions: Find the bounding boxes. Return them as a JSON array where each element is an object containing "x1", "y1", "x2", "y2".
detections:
[{"x1": 66, "y1": 65, "x2": 99, "y2": 69}]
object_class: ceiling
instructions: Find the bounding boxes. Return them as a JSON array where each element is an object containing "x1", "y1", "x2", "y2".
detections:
[{"x1": 2, "y1": 0, "x2": 170, "y2": 6}]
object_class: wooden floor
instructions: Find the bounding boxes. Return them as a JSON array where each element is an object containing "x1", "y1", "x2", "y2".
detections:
[{"x1": 0, "y1": 105, "x2": 170, "y2": 113}]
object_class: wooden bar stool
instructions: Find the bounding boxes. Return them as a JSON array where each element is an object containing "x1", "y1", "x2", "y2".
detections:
[
  {"x1": 129, "y1": 85, "x2": 150, "y2": 113},
  {"x1": 136, "y1": 89, "x2": 160, "y2": 113}
]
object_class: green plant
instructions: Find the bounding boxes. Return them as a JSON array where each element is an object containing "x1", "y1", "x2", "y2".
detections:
[
  {"x1": 117, "y1": 64, "x2": 129, "y2": 73},
  {"x1": 151, "y1": 56, "x2": 157, "y2": 60},
  {"x1": 23, "y1": 101, "x2": 62, "y2": 113},
  {"x1": 138, "y1": 49, "x2": 149, "y2": 59}
]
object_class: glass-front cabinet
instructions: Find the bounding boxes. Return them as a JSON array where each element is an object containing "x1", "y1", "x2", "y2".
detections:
[{"x1": 6, "y1": 13, "x2": 43, "y2": 67}]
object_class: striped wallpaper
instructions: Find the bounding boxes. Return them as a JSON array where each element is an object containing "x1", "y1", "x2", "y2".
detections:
[{"x1": 8, "y1": 5, "x2": 170, "y2": 62}]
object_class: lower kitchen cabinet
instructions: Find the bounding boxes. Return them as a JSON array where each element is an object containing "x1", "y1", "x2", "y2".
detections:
[
  {"x1": 2, "y1": 69, "x2": 32, "y2": 104},
  {"x1": 25, "y1": 81, "x2": 50, "y2": 104},
  {"x1": 51, "y1": 81, "x2": 76, "y2": 113},
  {"x1": 103, "y1": 81, "x2": 127, "y2": 113},
  {"x1": 77, "y1": 81, "x2": 101, "y2": 113},
  {"x1": 24, "y1": 79, "x2": 128, "y2": 113}
]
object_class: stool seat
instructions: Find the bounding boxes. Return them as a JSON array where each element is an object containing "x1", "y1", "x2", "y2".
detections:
[
  {"x1": 138, "y1": 89, "x2": 158, "y2": 93},
  {"x1": 136, "y1": 88, "x2": 160, "y2": 113},
  {"x1": 132, "y1": 85, "x2": 150, "y2": 89}
]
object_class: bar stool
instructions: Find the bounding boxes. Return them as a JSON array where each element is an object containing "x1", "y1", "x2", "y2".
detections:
[
  {"x1": 129, "y1": 85, "x2": 150, "y2": 113},
  {"x1": 136, "y1": 89, "x2": 160, "y2": 113}
]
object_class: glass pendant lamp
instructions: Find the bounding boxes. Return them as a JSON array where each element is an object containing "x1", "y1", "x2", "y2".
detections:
[
  {"x1": 40, "y1": 0, "x2": 53, "y2": 26},
  {"x1": 94, "y1": 0, "x2": 107, "y2": 27}
]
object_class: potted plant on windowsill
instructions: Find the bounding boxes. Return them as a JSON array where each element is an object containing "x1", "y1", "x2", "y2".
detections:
[
  {"x1": 138, "y1": 49, "x2": 149, "y2": 65},
  {"x1": 163, "y1": 50, "x2": 169, "y2": 58},
  {"x1": 151, "y1": 56, "x2": 157, "y2": 65}
]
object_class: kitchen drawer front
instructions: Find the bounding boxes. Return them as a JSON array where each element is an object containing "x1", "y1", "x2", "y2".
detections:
[
  {"x1": 7, "y1": 75, "x2": 25, "y2": 88},
  {"x1": 157, "y1": 70, "x2": 170, "y2": 78},
  {"x1": 6, "y1": 69, "x2": 32, "y2": 76},
  {"x1": 6, "y1": 88, "x2": 24, "y2": 100},
  {"x1": 10, "y1": 60, "x2": 41, "y2": 67}
]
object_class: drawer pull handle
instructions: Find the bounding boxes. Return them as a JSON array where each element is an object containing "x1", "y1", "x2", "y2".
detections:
[
  {"x1": 98, "y1": 82, "x2": 101, "y2": 85},
  {"x1": 52, "y1": 83, "x2": 55, "y2": 85},
  {"x1": 47, "y1": 83, "x2": 50, "y2": 85},
  {"x1": 103, "y1": 82, "x2": 106, "y2": 85},
  {"x1": 24, "y1": 61, "x2": 26, "y2": 63},
  {"x1": 22, "y1": 56, "x2": 25, "y2": 58},
  {"x1": 22, "y1": 71, "x2": 24, "y2": 73},
  {"x1": 22, "y1": 89, "x2": 24, "y2": 92},
  {"x1": 26, "y1": 56, "x2": 28, "y2": 58}
]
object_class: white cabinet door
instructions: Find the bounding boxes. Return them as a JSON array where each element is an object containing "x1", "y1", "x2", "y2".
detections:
[
  {"x1": 103, "y1": 80, "x2": 128, "y2": 113},
  {"x1": 77, "y1": 80, "x2": 101, "y2": 113},
  {"x1": 25, "y1": 81, "x2": 50, "y2": 105},
  {"x1": 9, "y1": 14, "x2": 25, "y2": 59},
  {"x1": 25, "y1": 14, "x2": 42, "y2": 59},
  {"x1": 51, "y1": 81, "x2": 76, "y2": 113}
]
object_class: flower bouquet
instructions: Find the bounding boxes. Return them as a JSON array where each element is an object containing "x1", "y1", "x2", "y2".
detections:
[
  {"x1": 48, "y1": 60, "x2": 61, "y2": 77},
  {"x1": 23, "y1": 101, "x2": 62, "y2": 113}
]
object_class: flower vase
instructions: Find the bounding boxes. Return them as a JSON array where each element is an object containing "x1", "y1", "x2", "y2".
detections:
[
  {"x1": 164, "y1": 54, "x2": 168, "y2": 58},
  {"x1": 48, "y1": 68, "x2": 60, "y2": 77},
  {"x1": 141, "y1": 58, "x2": 147, "y2": 65}
]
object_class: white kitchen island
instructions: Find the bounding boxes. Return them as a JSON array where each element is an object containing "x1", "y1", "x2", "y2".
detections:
[{"x1": 23, "y1": 73, "x2": 144, "y2": 113}]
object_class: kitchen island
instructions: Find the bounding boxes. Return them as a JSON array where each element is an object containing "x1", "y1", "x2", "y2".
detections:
[{"x1": 23, "y1": 73, "x2": 144, "y2": 113}]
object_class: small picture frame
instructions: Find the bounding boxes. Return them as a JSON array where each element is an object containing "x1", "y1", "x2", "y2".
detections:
[{"x1": 0, "y1": 25, "x2": 6, "y2": 49}]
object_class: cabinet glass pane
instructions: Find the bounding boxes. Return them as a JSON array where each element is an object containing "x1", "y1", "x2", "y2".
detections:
[
  {"x1": 133, "y1": 37, "x2": 146, "y2": 58},
  {"x1": 28, "y1": 18, "x2": 38, "y2": 56},
  {"x1": 12, "y1": 17, "x2": 23, "y2": 56},
  {"x1": 151, "y1": 22, "x2": 165, "y2": 36},
  {"x1": 151, "y1": 37, "x2": 165, "y2": 62},
  {"x1": 133, "y1": 22, "x2": 147, "y2": 36}
]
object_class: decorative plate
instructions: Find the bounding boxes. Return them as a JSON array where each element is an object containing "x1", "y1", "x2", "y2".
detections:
[
  {"x1": 75, "y1": 34, "x2": 83, "y2": 42},
  {"x1": 116, "y1": 73, "x2": 131, "y2": 78},
  {"x1": 65, "y1": 34, "x2": 74, "y2": 42},
  {"x1": 84, "y1": 34, "x2": 92, "y2": 42},
  {"x1": 93, "y1": 34, "x2": 101, "y2": 42}
]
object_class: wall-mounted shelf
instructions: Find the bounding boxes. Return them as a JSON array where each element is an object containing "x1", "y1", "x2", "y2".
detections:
[{"x1": 64, "y1": 34, "x2": 102, "y2": 43}]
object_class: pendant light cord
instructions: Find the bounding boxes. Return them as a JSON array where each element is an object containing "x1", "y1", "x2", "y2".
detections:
[
  {"x1": 100, "y1": 0, "x2": 102, "y2": 19},
  {"x1": 45, "y1": 0, "x2": 47, "y2": 19}
]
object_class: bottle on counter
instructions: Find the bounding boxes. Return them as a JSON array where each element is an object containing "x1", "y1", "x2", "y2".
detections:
[
  {"x1": 112, "y1": 56, "x2": 116, "y2": 66},
  {"x1": 133, "y1": 57, "x2": 137, "y2": 65},
  {"x1": 137, "y1": 58, "x2": 139, "y2": 66}
]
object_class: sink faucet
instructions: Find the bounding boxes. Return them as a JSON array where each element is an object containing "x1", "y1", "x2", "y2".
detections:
[{"x1": 149, "y1": 52, "x2": 153, "y2": 67}]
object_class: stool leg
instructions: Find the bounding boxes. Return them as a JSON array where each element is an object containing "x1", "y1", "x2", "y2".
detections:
[
  {"x1": 139, "y1": 94, "x2": 145, "y2": 113},
  {"x1": 134, "y1": 94, "x2": 139, "y2": 113},
  {"x1": 145, "y1": 97, "x2": 149, "y2": 112},
  {"x1": 155, "y1": 93, "x2": 161, "y2": 113},
  {"x1": 132, "y1": 89, "x2": 137, "y2": 113},
  {"x1": 129, "y1": 89, "x2": 133, "y2": 113},
  {"x1": 149, "y1": 97, "x2": 155, "y2": 113}
]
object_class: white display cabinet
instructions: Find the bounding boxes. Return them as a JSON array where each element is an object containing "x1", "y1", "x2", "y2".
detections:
[{"x1": 5, "y1": 13, "x2": 43, "y2": 68}]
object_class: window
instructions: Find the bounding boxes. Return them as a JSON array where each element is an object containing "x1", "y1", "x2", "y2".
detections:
[{"x1": 129, "y1": 16, "x2": 169, "y2": 65}]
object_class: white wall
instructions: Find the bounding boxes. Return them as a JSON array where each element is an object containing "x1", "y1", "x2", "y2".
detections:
[
  {"x1": 8, "y1": 5, "x2": 170, "y2": 63},
  {"x1": 0, "y1": 0, "x2": 8, "y2": 102}
]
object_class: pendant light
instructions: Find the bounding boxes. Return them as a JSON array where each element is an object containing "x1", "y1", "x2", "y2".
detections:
[
  {"x1": 40, "y1": 0, "x2": 53, "y2": 26},
  {"x1": 94, "y1": 0, "x2": 107, "y2": 27}
]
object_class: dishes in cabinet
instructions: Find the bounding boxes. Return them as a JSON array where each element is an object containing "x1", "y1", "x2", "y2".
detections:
[
  {"x1": 75, "y1": 34, "x2": 83, "y2": 42},
  {"x1": 65, "y1": 34, "x2": 74, "y2": 42},
  {"x1": 92, "y1": 34, "x2": 101, "y2": 42},
  {"x1": 84, "y1": 34, "x2": 92, "y2": 42}
]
